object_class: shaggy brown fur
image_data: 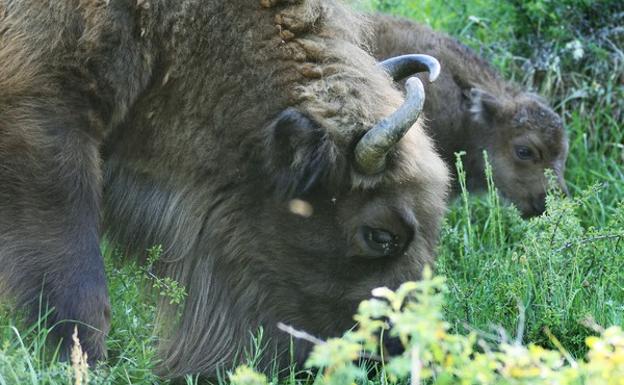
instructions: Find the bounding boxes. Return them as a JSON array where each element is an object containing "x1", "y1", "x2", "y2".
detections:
[
  {"x1": 0, "y1": 0, "x2": 153, "y2": 361},
  {"x1": 0, "y1": 0, "x2": 449, "y2": 378},
  {"x1": 371, "y1": 14, "x2": 569, "y2": 217}
]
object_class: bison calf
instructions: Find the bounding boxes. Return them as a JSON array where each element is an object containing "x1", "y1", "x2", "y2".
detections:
[
  {"x1": 371, "y1": 14, "x2": 569, "y2": 217},
  {"x1": 0, "y1": 0, "x2": 449, "y2": 378}
]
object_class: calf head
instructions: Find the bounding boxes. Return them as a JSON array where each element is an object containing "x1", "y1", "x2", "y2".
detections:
[{"x1": 467, "y1": 88, "x2": 569, "y2": 217}]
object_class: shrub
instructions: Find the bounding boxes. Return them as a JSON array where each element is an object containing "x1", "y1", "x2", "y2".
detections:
[{"x1": 233, "y1": 269, "x2": 624, "y2": 385}]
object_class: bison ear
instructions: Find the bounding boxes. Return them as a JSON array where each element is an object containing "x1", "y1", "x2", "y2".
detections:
[
  {"x1": 264, "y1": 108, "x2": 342, "y2": 199},
  {"x1": 464, "y1": 87, "x2": 503, "y2": 122}
]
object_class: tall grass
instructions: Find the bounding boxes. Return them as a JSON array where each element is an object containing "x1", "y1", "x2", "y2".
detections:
[{"x1": 364, "y1": 0, "x2": 624, "y2": 358}]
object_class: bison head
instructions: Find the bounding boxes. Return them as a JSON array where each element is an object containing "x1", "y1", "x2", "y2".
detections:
[
  {"x1": 466, "y1": 88, "x2": 569, "y2": 217},
  {"x1": 102, "y1": 1, "x2": 449, "y2": 378},
  {"x1": 250, "y1": 54, "x2": 448, "y2": 366}
]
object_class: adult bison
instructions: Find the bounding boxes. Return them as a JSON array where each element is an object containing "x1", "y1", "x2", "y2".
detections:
[
  {"x1": 0, "y1": 0, "x2": 449, "y2": 378},
  {"x1": 371, "y1": 14, "x2": 569, "y2": 217}
]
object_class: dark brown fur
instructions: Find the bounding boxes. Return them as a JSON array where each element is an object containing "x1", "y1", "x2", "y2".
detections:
[
  {"x1": 0, "y1": 0, "x2": 449, "y2": 378},
  {"x1": 371, "y1": 14, "x2": 569, "y2": 217},
  {"x1": 0, "y1": 0, "x2": 153, "y2": 361}
]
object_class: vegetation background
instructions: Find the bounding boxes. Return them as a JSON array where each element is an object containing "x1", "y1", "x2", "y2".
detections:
[{"x1": 0, "y1": 0, "x2": 622, "y2": 383}]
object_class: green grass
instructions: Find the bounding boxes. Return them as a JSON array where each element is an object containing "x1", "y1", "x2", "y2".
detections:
[
  {"x1": 0, "y1": 253, "x2": 162, "y2": 385},
  {"x1": 1, "y1": 1, "x2": 623, "y2": 383}
]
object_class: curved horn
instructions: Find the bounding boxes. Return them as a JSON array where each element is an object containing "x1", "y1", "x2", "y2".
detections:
[
  {"x1": 354, "y1": 77, "x2": 425, "y2": 175},
  {"x1": 379, "y1": 54, "x2": 441, "y2": 82}
]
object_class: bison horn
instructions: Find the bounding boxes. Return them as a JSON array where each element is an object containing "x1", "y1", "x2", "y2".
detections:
[
  {"x1": 379, "y1": 54, "x2": 441, "y2": 82},
  {"x1": 354, "y1": 77, "x2": 426, "y2": 175}
]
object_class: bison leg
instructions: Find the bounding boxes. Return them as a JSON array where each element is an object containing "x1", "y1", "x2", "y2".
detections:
[
  {"x1": 0, "y1": 0, "x2": 154, "y2": 362},
  {"x1": 0, "y1": 109, "x2": 110, "y2": 362}
]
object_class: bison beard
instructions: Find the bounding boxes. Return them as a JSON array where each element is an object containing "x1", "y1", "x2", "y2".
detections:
[{"x1": 0, "y1": 0, "x2": 449, "y2": 379}]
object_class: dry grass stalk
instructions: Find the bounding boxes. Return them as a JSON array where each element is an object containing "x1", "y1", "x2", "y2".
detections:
[{"x1": 70, "y1": 326, "x2": 89, "y2": 385}]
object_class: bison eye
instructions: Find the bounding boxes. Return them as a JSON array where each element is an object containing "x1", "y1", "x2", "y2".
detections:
[
  {"x1": 514, "y1": 145, "x2": 534, "y2": 161},
  {"x1": 361, "y1": 226, "x2": 401, "y2": 258}
]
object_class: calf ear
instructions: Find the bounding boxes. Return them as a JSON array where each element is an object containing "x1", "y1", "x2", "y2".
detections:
[
  {"x1": 264, "y1": 108, "x2": 344, "y2": 199},
  {"x1": 464, "y1": 87, "x2": 503, "y2": 122}
]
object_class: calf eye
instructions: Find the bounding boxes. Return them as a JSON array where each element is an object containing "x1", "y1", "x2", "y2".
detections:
[{"x1": 514, "y1": 145, "x2": 534, "y2": 161}]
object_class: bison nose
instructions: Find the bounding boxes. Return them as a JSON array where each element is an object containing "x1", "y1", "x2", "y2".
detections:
[
  {"x1": 531, "y1": 193, "x2": 547, "y2": 215},
  {"x1": 382, "y1": 334, "x2": 404, "y2": 357},
  {"x1": 375, "y1": 318, "x2": 404, "y2": 358}
]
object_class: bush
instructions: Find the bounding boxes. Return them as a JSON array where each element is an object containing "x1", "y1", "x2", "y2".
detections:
[{"x1": 234, "y1": 269, "x2": 624, "y2": 385}]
